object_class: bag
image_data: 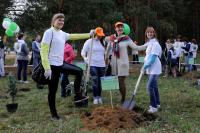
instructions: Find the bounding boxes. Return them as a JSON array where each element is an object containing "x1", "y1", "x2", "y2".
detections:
[
  {"x1": 31, "y1": 62, "x2": 49, "y2": 85},
  {"x1": 31, "y1": 30, "x2": 54, "y2": 85}
]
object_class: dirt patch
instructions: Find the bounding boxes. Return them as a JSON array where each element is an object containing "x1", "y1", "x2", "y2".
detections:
[
  {"x1": 183, "y1": 72, "x2": 199, "y2": 80},
  {"x1": 81, "y1": 106, "x2": 157, "y2": 132}
]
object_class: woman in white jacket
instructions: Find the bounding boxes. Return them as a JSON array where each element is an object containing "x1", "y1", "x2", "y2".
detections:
[{"x1": 81, "y1": 27, "x2": 105, "y2": 104}]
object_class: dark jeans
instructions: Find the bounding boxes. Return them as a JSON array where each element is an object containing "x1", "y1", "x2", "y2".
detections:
[
  {"x1": 60, "y1": 74, "x2": 69, "y2": 97},
  {"x1": 132, "y1": 54, "x2": 139, "y2": 64},
  {"x1": 90, "y1": 66, "x2": 105, "y2": 98},
  {"x1": 17, "y1": 60, "x2": 28, "y2": 81},
  {"x1": 147, "y1": 74, "x2": 160, "y2": 108},
  {"x1": 48, "y1": 63, "x2": 83, "y2": 116}
]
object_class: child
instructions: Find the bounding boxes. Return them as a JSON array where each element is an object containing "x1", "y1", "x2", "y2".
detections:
[{"x1": 142, "y1": 27, "x2": 162, "y2": 113}]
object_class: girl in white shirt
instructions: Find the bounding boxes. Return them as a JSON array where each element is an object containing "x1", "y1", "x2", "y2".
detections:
[
  {"x1": 40, "y1": 13, "x2": 94, "y2": 120},
  {"x1": 143, "y1": 27, "x2": 162, "y2": 113},
  {"x1": 81, "y1": 27, "x2": 105, "y2": 104}
]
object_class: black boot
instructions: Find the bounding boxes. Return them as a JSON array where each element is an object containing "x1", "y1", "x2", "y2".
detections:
[{"x1": 74, "y1": 93, "x2": 89, "y2": 107}]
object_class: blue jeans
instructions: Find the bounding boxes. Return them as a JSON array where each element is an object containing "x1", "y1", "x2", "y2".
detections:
[
  {"x1": 185, "y1": 54, "x2": 193, "y2": 72},
  {"x1": 90, "y1": 66, "x2": 105, "y2": 98},
  {"x1": 17, "y1": 60, "x2": 28, "y2": 81},
  {"x1": 147, "y1": 74, "x2": 160, "y2": 108}
]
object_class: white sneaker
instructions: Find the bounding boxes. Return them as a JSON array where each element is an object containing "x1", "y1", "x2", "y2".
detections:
[
  {"x1": 18, "y1": 80, "x2": 23, "y2": 83},
  {"x1": 23, "y1": 81, "x2": 29, "y2": 84},
  {"x1": 148, "y1": 106, "x2": 158, "y2": 113},
  {"x1": 93, "y1": 99, "x2": 98, "y2": 105},
  {"x1": 98, "y1": 97, "x2": 103, "y2": 104}
]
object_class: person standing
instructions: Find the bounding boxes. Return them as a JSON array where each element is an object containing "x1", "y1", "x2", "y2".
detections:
[
  {"x1": 0, "y1": 36, "x2": 5, "y2": 77},
  {"x1": 105, "y1": 22, "x2": 147, "y2": 103},
  {"x1": 191, "y1": 39, "x2": 198, "y2": 70},
  {"x1": 60, "y1": 43, "x2": 76, "y2": 97},
  {"x1": 40, "y1": 13, "x2": 94, "y2": 120},
  {"x1": 16, "y1": 33, "x2": 29, "y2": 83},
  {"x1": 132, "y1": 41, "x2": 139, "y2": 64},
  {"x1": 142, "y1": 27, "x2": 162, "y2": 113},
  {"x1": 32, "y1": 35, "x2": 41, "y2": 69},
  {"x1": 81, "y1": 27, "x2": 106, "y2": 104}
]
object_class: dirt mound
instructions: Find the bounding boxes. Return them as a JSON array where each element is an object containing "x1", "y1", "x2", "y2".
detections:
[
  {"x1": 81, "y1": 106, "x2": 156, "y2": 132},
  {"x1": 183, "y1": 72, "x2": 199, "y2": 80}
]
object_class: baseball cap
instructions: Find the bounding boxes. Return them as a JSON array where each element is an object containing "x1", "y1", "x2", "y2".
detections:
[
  {"x1": 95, "y1": 27, "x2": 105, "y2": 37},
  {"x1": 115, "y1": 22, "x2": 123, "y2": 28}
]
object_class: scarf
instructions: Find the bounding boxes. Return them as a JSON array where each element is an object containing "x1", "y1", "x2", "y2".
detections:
[{"x1": 109, "y1": 34, "x2": 129, "y2": 58}]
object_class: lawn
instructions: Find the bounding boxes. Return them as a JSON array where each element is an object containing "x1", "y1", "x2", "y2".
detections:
[
  {"x1": 0, "y1": 70, "x2": 200, "y2": 133},
  {"x1": 1, "y1": 53, "x2": 200, "y2": 133}
]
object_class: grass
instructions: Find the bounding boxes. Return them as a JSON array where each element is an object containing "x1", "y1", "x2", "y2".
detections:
[
  {"x1": 1, "y1": 54, "x2": 200, "y2": 133},
  {"x1": 0, "y1": 72, "x2": 200, "y2": 133}
]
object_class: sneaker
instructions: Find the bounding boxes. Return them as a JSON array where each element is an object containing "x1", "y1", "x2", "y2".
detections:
[
  {"x1": 18, "y1": 80, "x2": 23, "y2": 83},
  {"x1": 23, "y1": 81, "x2": 29, "y2": 84},
  {"x1": 98, "y1": 97, "x2": 103, "y2": 104},
  {"x1": 157, "y1": 105, "x2": 161, "y2": 109},
  {"x1": 93, "y1": 99, "x2": 98, "y2": 104},
  {"x1": 148, "y1": 106, "x2": 158, "y2": 113}
]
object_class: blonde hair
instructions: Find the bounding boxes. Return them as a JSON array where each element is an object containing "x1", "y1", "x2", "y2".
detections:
[
  {"x1": 51, "y1": 13, "x2": 65, "y2": 26},
  {"x1": 145, "y1": 27, "x2": 157, "y2": 42}
]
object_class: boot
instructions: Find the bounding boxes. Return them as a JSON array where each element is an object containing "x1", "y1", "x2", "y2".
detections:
[{"x1": 74, "y1": 93, "x2": 89, "y2": 107}]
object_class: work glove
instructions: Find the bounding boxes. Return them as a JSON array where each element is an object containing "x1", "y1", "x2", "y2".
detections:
[
  {"x1": 89, "y1": 29, "x2": 95, "y2": 37},
  {"x1": 44, "y1": 69, "x2": 52, "y2": 80}
]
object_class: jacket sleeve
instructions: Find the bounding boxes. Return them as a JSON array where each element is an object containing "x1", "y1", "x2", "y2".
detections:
[
  {"x1": 105, "y1": 42, "x2": 112, "y2": 59},
  {"x1": 21, "y1": 44, "x2": 29, "y2": 55},
  {"x1": 40, "y1": 43, "x2": 50, "y2": 70},
  {"x1": 32, "y1": 42, "x2": 40, "y2": 53},
  {"x1": 144, "y1": 54, "x2": 157, "y2": 69},
  {"x1": 128, "y1": 40, "x2": 147, "y2": 51},
  {"x1": 69, "y1": 33, "x2": 90, "y2": 41}
]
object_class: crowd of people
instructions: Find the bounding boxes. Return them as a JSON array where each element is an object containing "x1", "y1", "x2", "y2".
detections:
[{"x1": 0, "y1": 13, "x2": 199, "y2": 120}]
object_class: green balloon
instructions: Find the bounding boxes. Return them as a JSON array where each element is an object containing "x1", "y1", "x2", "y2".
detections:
[
  {"x1": 123, "y1": 23, "x2": 130, "y2": 35},
  {"x1": 5, "y1": 29, "x2": 14, "y2": 37},
  {"x1": 9, "y1": 22, "x2": 18, "y2": 31},
  {"x1": 3, "y1": 18, "x2": 11, "y2": 22}
]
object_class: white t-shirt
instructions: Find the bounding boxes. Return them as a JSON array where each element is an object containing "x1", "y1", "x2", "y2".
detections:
[
  {"x1": 41, "y1": 27, "x2": 70, "y2": 66},
  {"x1": 173, "y1": 41, "x2": 184, "y2": 57},
  {"x1": 144, "y1": 38, "x2": 162, "y2": 75},
  {"x1": 81, "y1": 38, "x2": 105, "y2": 67},
  {"x1": 191, "y1": 43, "x2": 198, "y2": 58}
]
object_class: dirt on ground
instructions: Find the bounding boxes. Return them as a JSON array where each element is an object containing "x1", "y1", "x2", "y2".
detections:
[
  {"x1": 183, "y1": 72, "x2": 199, "y2": 80},
  {"x1": 81, "y1": 106, "x2": 157, "y2": 133}
]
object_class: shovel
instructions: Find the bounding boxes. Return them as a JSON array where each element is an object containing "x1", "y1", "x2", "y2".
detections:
[{"x1": 122, "y1": 68, "x2": 144, "y2": 110}]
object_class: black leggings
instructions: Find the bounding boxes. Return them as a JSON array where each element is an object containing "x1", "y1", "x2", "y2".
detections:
[{"x1": 48, "y1": 63, "x2": 83, "y2": 116}]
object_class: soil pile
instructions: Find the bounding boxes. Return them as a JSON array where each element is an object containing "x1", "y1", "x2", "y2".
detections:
[{"x1": 81, "y1": 106, "x2": 156, "y2": 132}]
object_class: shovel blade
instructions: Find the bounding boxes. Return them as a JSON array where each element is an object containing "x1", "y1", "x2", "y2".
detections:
[{"x1": 122, "y1": 100, "x2": 136, "y2": 110}]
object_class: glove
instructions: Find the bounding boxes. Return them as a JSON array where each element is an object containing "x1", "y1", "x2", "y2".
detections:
[
  {"x1": 83, "y1": 57, "x2": 88, "y2": 64},
  {"x1": 89, "y1": 29, "x2": 95, "y2": 37},
  {"x1": 44, "y1": 69, "x2": 52, "y2": 80}
]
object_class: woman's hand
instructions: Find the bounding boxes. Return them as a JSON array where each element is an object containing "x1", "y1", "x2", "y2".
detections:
[{"x1": 44, "y1": 69, "x2": 52, "y2": 80}]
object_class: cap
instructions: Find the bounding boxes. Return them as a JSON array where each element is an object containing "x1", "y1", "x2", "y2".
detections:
[
  {"x1": 115, "y1": 22, "x2": 123, "y2": 28},
  {"x1": 95, "y1": 27, "x2": 105, "y2": 37}
]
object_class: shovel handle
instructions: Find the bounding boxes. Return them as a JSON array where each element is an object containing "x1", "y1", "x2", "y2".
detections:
[{"x1": 133, "y1": 69, "x2": 144, "y2": 95}]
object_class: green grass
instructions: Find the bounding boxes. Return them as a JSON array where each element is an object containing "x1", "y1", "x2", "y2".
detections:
[
  {"x1": 1, "y1": 55, "x2": 200, "y2": 133},
  {"x1": 0, "y1": 73, "x2": 200, "y2": 133}
]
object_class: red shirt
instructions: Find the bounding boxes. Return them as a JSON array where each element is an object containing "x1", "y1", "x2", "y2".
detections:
[{"x1": 64, "y1": 43, "x2": 75, "y2": 64}]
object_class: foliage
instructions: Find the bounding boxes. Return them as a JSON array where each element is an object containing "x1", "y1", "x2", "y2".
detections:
[{"x1": 7, "y1": 73, "x2": 17, "y2": 103}]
